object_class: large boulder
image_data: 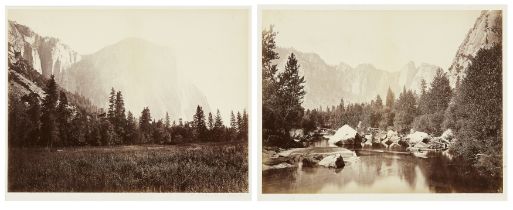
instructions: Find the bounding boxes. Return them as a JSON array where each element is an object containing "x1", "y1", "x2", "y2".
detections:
[
  {"x1": 263, "y1": 156, "x2": 294, "y2": 166},
  {"x1": 387, "y1": 130, "x2": 398, "y2": 137},
  {"x1": 386, "y1": 130, "x2": 400, "y2": 143},
  {"x1": 441, "y1": 129, "x2": 454, "y2": 142},
  {"x1": 389, "y1": 135, "x2": 401, "y2": 143},
  {"x1": 262, "y1": 149, "x2": 298, "y2": 171},
  {"x1": 377, "y1": 131, "x2": 388, "y2": 141},
  {"x1": 328, "y1": 124, "x2": 357, "y2": 146},
  {"x1": 262, "y1": 162, "x2": 295, "y2": 170},
  {"x1": 318, "y1": 154, "x2": 345, "y2": 168},
  {"x1": 405, "y1": 131, "x2": 430, "y2": 144}
]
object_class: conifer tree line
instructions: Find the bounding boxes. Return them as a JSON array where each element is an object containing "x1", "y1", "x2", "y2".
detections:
[
  {"x1": 262, "y1": 25, "x2": 502, "y2": 178},
  {"x1": 9, "y1": 68, "x2": 249, "y2": 148}
]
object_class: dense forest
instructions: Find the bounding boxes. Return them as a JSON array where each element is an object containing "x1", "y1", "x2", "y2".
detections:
[
  {"x1": 262, "y1": 26, "x2": 502, "y2": 179},
  {"x1": 8, "y1": 56, "x2": 249, "y2": 148}
]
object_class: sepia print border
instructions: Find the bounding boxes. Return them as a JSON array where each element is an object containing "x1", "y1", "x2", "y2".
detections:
[
  {"x1": 257, "y1": 4, "x2": 507, "y2": 201},
  {"x1": 4, "y1": 6, "x2": 253, "y2": 201}
]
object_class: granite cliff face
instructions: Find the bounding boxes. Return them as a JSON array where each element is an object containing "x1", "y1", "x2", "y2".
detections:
[
  {"x1": 8, "y1": 21, "x2": 81, "y2": 79},
  {"x1": 447, "y1": 10, "x2": 502, "y2": 86},
  {"x1": 8, "y1": 21, "x2": 210, "y2": 120},
  {"x1": 65, "y1": 38, "x2": 210, "y2": 120},
  {"x1": 274, "y1": 47, "x2": 440, "y2": 109}
]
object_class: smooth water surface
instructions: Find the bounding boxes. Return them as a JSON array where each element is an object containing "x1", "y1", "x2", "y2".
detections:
[{"x1": 263, "y1": 140, "x2": 500, "y2": 193}]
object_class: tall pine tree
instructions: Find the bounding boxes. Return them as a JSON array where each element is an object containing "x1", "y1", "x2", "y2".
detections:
[
  {"x1": 426, "y1": 69, "x2": 452, "y2": 113},
  {"x1": 208, "y1": 112, "x2": 214, "y2": 131},
  {"x1": 213, "y1": 109, "x2": 224, "y2": 141},
  {"x1": 230, "y1": 111, "x2": 237, "y2": 130},
  {"x1": 242, "y1": 109, "x2": 249, "y2": 141},
  {"x1": 214, "y1": 109, "x2": 223, "y2": 129},
  {"x1": 25, "y1": 93, "x2": 41, "y2": 146},
  {"x1": 139, "y1": 107, "x2": 152, "y2": 143},
  {"x1": 57, "y1": 91, "x2": 71, "y2": 146},
  {"x1": 193, "y1": 105, "x2": 207, "y2": 142},
  {"x1": 394, "y1": 87, "x2": 417, "y2": 133},
  {"x1": 236, "y1": 111, "x2": 242, "y2": 134},
  {"x1": 114, "y1": 91, "x2": 126, "y2": 144},
  {"x1": 165, "y1": 112, "x2": 171, "y2": 128},
  {"x1": 41, "y1": 75, "x2": 60, "y2": 148},
  {"x1": 125, "y1": 111, "x2": 138, "y2": 144},
  {"x1": 275, "y1": 53, "x2": 306, "y2": 136},
  {"x1": 262, "y1": 25, "x2": 280, "y2": 140},
  {"x1": 108, "y1": 87, "x2": 116, "y2": 122},
  {"x1": 386, "y1": 87, "x2": 395, "y2": 109}
]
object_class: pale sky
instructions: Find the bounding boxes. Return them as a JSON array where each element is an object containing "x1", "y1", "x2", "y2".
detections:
[
  {"x1": 8, "y1": 8, "x2": 249, "y2": 121},
  {"x1": 262, "y1": 10, "x2": 482, "y2": 71}
]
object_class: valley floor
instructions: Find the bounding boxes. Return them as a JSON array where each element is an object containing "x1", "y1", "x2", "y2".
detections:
[{"x1": 8, "y1": 141, "x2": 248, "y2": 192}]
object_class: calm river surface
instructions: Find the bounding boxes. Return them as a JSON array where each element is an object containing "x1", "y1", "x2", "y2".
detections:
[{"x1": 262, "y1": 140, "x2": 501, "y2": 193}]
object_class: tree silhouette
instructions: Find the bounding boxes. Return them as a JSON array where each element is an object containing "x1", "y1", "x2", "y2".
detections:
[
  {"x1": 193, "y1": 105, "x2": 207, "y2": 142},
  {"x1": 41, "y1": 75, "x2": 59, "y2": 148}
]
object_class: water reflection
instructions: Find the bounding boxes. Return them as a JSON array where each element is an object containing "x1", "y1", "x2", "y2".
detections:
[
  {"x1": 309, "y1": 138, "x2": 332, "y2": 147},
  {"x1": 262, "y1": 148, "x2": 501, "y2": 193}
]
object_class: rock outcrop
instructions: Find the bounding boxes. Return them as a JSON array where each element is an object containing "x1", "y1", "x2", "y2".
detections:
[
  {"x1": 8, "y1": 21, "x2": 81, "y2": 78},
  {"x1": 318, "y1": 154, "x2": 345, "y2": 168},
  {"x1": 447, "y1": 10, "x2": 502, "y2": 87}
]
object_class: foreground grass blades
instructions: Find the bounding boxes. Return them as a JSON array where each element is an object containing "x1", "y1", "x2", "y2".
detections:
[{"x1": 8, "y1": 142, "x2": 248, "y2": 192}]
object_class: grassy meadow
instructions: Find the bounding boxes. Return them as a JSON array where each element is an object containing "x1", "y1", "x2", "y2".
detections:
[{"x1": 8, "y1": 142, "x2": 248, "y2": 192}]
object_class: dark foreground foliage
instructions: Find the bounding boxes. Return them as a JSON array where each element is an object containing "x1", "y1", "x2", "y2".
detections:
[
  {"x1": 9, "y1": 142, "x2": 248, "y2": 192},
  {"x1": 448, "y1": 44, "x2": 503, "y2": 179}
]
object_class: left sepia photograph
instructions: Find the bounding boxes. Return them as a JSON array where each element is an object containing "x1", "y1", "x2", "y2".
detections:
[{"x1": 6, "y1": 7, "x2": 250, "y2": 194}]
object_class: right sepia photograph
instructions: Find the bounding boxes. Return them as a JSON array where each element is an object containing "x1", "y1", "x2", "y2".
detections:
[{"x1": 260, "y1": 7, "x2": 504, "y2": 195}]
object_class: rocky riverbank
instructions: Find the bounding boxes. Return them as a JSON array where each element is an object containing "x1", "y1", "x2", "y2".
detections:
[
  {"x1": 262, "y1": 147, "x2": 358, "y2": 171},
  {"x1": 263, "y1": 124, "x2": 457, "y2": 170}
]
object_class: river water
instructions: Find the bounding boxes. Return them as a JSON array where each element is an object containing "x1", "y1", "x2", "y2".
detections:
[{"x1": 262, "y1": 140, "x2": 501, "y2": 193}]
